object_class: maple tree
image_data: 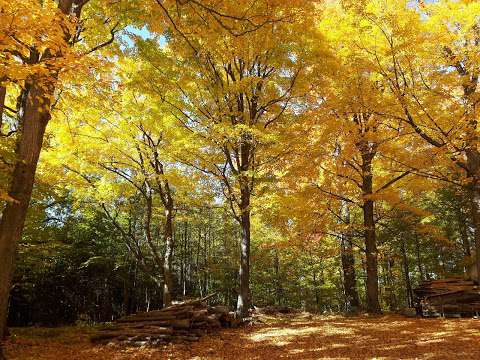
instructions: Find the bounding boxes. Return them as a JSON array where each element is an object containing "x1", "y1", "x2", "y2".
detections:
[
  {"x1": 0, "y1": 0, "x2": 88, "y2": 350},
  {"x1": 127, "y1": 0, "x2": 317, "y2": 317},
  {"x1": 331, "y1": 0, "x2": 480, "y2": 283},
  {"x1": 45, "y1": 64, "x2": 210, "y2": 307},
  {"x1": 0, "y1": 0, "x2": 126, "y2": 356}
]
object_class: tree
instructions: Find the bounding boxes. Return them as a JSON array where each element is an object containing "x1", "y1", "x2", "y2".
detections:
[
  {"x1": 0, "y1": 1, "x2": 124, "y2": 352},
  {"x1": 133, "y1": 0, "x2": 316, "y2": 317},
  {"x1": 0, "y1": 0, "x2": 88, "y2": 350},
  {"x1": 43, "y1": 63, "x2": 207, "y2": 307},
  {"x1": 339, "y1": 0, "x2": 480, "y2": 282}
]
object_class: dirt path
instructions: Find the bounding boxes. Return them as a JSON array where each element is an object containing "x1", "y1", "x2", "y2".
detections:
[{"x1": 5, "y1": 315, "x2": 480, "y2": 359}]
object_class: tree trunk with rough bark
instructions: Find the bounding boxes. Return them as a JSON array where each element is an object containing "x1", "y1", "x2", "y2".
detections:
[
  {"x1": 470, "y1": 188, "x2": 480, "y2": 283},
  {"x1": 0, "y1": 5, "x2": 84, "y2": 356},
  {"x1": 0, "y1": 81, "x2": 52, "y2": 347},
  {"x1": 361, "y1": 153, "x2": 381, "y2": 313},
  {"x1": 466, "y1": 149, "x2": 480, "y2": 284}
]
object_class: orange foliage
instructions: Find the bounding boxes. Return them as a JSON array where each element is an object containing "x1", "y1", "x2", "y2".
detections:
[{"x1": 5, "y1": 315, "x2": 480, "y2": 360}]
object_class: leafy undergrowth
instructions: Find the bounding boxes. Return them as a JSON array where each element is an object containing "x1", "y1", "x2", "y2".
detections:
[{"x1": 5, "y1": 314, "x2": 480, "y2": 359}]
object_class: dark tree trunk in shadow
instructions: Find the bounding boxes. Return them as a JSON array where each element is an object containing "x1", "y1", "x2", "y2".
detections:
[
  {"x1": 340, "y1": 205, "x2": 360, "y2": 312},
  {"x1": 400, "y1": 238, "x2": 414, "y2": 307}
]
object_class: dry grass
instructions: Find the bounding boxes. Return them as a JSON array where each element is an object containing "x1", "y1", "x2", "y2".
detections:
[{"x1": 5, "y1": 314, "x2": 480, "y2": 359}]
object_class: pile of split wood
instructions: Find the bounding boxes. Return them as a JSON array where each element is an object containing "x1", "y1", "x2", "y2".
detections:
[
  {"x1": 91, "y1": 294, "x2": 237, "y2": 346},
  {"x1": 414, "y1": 277, "x2": 480, "y2": 317}
]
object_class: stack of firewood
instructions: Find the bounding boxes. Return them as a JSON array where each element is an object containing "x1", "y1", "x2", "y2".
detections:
[
  {"x1": 414, "y1": 277, "x2": 480, "y2": 317},
  {"x1": 91, "y1": 294, "x2": 237, "y2": 346},
  {"x1": 414, "y1": 278, "x2": 477, "y2": 300}
]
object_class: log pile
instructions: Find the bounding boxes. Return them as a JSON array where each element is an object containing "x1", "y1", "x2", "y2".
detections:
[
  {"x1": 414, "y1": 277, "x2": 480, "y2": 317},
  {"x1": 91, "y1": 294, "x2": 237, "y2": 346}
]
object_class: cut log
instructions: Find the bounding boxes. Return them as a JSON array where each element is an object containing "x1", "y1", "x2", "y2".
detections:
[{"x1": 90, "y1": 293, "x2": 236, "y2": 346}]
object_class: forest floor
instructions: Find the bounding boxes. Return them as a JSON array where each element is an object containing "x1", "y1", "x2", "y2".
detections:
[{"x1": 4, "y1": 314, "x2": 480, "y2": 359}]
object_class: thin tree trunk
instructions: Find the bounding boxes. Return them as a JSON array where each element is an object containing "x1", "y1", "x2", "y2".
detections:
[
  {"x1": 414, "y1": 235, "x2": 425, "y2": 282},
  {"x1": 274, "y1": 250, "x2": 283, "y2": 305},
  {"x1": 236, "y1": 182, "x2": 251, "y2": 318},
  {"x1": 340, "y1": 205, "x2": 360, "y2": 312},
  {"x1": 400, "y1": 238, "x2": 414, "y2": 308},
  {"x1": 382, "y1": 260, "x2": 392, "y2": 311},
  {"x1": 163, "y1": 205, "x2": 174, "y2": 307},
  {"x1": 0, "y1": 86, "x2": 6, "y2": 131},
  {"x1": 183, "y1": 223, "x2": 188, "y2": 296},
  {"x1": 458, "y1": 208, "x2": 471, "y2": 259},
  {"x1": 387, "y1": 257, "x2": 397, "y2": 310},
  {"x1": 203, "y1": 225, "x2": 208, "y2": 295},
  {"x1": 196, "y1": 226, "x2": 201, "y2": 297},
  {"x1": 180, "y1": 222, "x2": 187, "y2": 297},
  {"x1": 313, "y1": 272, "x2": 321, "y2": 311},
  {"x1": 341, "y1": 236, "x2": 360, "y2": 312}
]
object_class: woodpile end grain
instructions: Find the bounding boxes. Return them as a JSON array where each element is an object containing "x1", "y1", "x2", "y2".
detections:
[{"x1": 90, "y1": 294, "x2": 238, "y2": 346}]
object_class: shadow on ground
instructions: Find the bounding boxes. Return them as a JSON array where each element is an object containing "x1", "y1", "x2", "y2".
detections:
[{"x1": 5, "y1": 315, "x2": 480, "y2": 359}]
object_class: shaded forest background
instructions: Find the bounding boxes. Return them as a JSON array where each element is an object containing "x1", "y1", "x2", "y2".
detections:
[{"x1": 8, "y1": 185, "x2": 473, "y2": 325}]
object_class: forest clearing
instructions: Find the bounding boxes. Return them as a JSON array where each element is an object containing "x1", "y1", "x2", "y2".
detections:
[
  {"x1": 5, "y1": 314, "x2": 480, "y2": 360},
  {"x1": 2, "y1": 0, "x2": 480, "y2": 359}
]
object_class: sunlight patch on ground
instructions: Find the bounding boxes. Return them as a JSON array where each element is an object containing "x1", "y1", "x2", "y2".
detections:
[
  {"x1": 248, "y1": 324, "x2": 355, "y2": 346},
  {"x1": 288, "y1": 348, "x2": 305, "y2": 354},
  {"x1": 416, "y1": 338, "x2": 445, "y2": 345},
  {"x1": 379, "y1": 344, "x2": 409, "y2": 351}
]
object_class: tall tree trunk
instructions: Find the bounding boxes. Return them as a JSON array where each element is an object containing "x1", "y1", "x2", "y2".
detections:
[
  {"x1": 470, "y1": 186, "x2": 480, "y2": 283},
  {"x1": 0, "y1": 3, "x2": 84, "y2": 351},
  {"x1": 203, "y1": 226, "x2": 208, "y2": 295},
  {"x1": 340, "y1": 205, "x2": 360, "y2": 312},
  {"x1": 388, "y1": 257, "x2": 397, "y2": 310},
  {"x1": 400, "y1": 238, "x2": 414, "y2": 308},
  {"x1": 163, "y1": 205, "x2": 174, "y2": 307},
  {"x1": 361, "y1": 153, "x2": 381, "y2": 313},
  {"x1": 0, "y1": 86, "x2": 6, "y2": 131},
  {"x1": 313, "y1": 272, "x2": 321, "y2": 311},
  {"x1": 0, "y1": 81, "x2": 53, "y2": 347},
  {"x1": 382, "y1": 259, "x2": 393, "y2": 311},
  {"x1": 414, "y1": 235, "x2": 425, "y2": 281},
  {"x1": 466, "y1": 148, "x2": 480, "y2": 283},
  {"x1": 458, "y1": 208, "x2": 471, "y2": 259},
  {"x1": 236, "y1": 182, "x2": 251, "y2": 318},
  {"x1": 457, "y1": 200, "x2": 471, "y2": 274},
  {"x1": 274, "y1": 250, "x2": 282, "y2": 306},
  {"x1": 341, "y1": 236, "x2": 360, "y2": 312}
]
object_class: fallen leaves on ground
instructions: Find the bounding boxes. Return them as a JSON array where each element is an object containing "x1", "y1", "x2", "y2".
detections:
[{"x1": 5, "y1": 314, "x2": 480, "y2": 359}]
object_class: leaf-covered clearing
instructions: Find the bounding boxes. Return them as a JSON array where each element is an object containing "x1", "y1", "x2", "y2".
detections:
[{"x1": 5, "y1": 315, "x2": 480, "y2": 359}]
